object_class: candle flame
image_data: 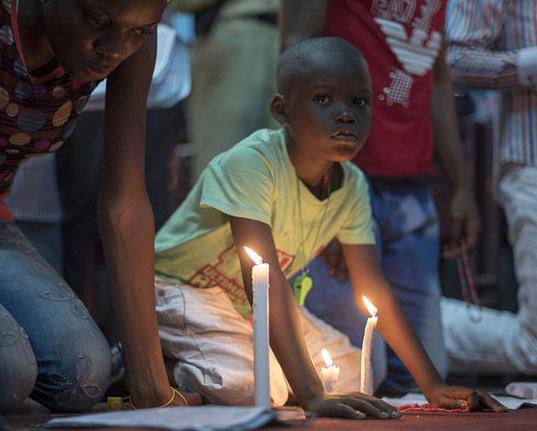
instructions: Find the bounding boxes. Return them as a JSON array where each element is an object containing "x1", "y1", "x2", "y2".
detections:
[
  {"x1": 244, "y1": 247, "x2": 263, "y2": 265},
  {"x1": 321, "y1": 348, "x2": 333, "y2": 367},
  {"x1": 362, "y1": 296, "x2": 378, "y2": 317}
]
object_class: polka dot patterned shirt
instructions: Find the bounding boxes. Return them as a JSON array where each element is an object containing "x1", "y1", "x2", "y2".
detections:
[{"x1": 0, "y1": 0, "x2": 99, "y2": 193}]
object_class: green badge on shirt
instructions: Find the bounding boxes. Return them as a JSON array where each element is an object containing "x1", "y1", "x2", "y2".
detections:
[{"x1": 293, "y1": 274, "x2": 313, "y2": 305}]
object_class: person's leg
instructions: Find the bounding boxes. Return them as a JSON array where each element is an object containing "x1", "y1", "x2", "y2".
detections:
[
  {"x1": 0, "y1": 221, "x2": 111, "y2": 412},
  {"x1": 304, "y1": 258, "x2": 387, "y2": 390},
  {"x1": 375, "y1": 179, "x2": 447, "y2": 392},
  {"x1": 156, "y1": 282, "x2": 288, "y2": 406},
  {"x1": 442, "y1": 166, "x2": 537, "y2": 374},
  {"x1": 299, "y1": 307, "x2": 363, "y2": 392},
  {"x1": 145, "y1": 103, "x2": 188, "y2": 230},
  {"x1": 58, "y1": 111, "x2": 104, "y2": 302},
  {"x1": 441, "y1": 298, "x2": 522, "y2": 374},
  {"x1": 15, "y1": 221, "x2": 63, "y2": 276},
  {"x1": 189, "y1": 17, "x2": 278, "y2": 180},
  {"x1": 0, "y1": 303, "x2": 37, "y2": 411}
]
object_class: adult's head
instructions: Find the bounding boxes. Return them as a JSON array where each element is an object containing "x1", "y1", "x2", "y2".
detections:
[
  {"x1": 271, "y1": 37, "x2": 372, "y2": 163},
  {"x1": 40, "y1": 0, "x2": 166, "y2": 81}
]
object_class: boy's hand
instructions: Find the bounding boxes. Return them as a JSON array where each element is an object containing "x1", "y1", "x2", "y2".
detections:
[
  {"x1": 321, "y1": 240, "x2": 349, "y2": 282},
  {"x1": 426, "y1": 384, "x2": 508, "y2": 412},
  {"x1": 303, "y1": 392, "x2": 401, "y2": 419}
]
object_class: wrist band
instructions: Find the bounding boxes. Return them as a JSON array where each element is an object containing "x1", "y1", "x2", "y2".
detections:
[
  {"x1": 125, "y1": 386, "x2": 189, "y2": 409},
  {"x1": 170, "y1": 387, "x2": 189, "y2": 407}
]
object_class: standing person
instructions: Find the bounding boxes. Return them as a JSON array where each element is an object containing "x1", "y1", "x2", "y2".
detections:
[
  {"x1": 281, "y1": 0, "x2": 481, "y2": 394},
  {"x1": 442, "y1": 0, "x2": 537, "y2": 376},
  {"x1": 0, "y1": 0, "x2": 191, "y2": 412},
  {"x1": 170, "y1": 0, "x2": 279, "y2": 180}
]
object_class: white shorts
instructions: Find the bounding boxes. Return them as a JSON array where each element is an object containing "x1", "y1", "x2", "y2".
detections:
[{"x1": 156, "y1": 282, "x2": 362, "y2": 406}]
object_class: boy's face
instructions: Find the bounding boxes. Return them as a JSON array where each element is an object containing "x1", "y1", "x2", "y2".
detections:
[{"x1": 273, "y1": 57, "x2": 372, "y2": 163}]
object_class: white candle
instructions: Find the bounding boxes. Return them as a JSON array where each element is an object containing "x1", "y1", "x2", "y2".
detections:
[
  {"x1": 360, "y1": 296, "x2": 378, "y2": 395},
  {"x1": 319, "y1": 348, "x2": 340, "y2": 392},
  {"x1": 244, "y1": 247, "x2": 271, "y2": 409}
]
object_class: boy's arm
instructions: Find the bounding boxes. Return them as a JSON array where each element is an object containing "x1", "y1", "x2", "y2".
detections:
[
  {"x1": 230, "y1": 216, "x2": 398, "y2": 419},
  {"x1": 280, "y1": 0, "x2": 327, "y2": 50},
  {"x1": 431, "y1": 40, "x2": 481, "y2": 259},
  {"x1": 342, "y1": 243, "x2": 506, "y2": 412}
]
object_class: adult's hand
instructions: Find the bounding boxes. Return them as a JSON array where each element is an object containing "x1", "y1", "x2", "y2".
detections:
[
  {"x1": 304, "y1": 392, "x2": 400, "y2": 419},
  {"x1": 431, "y1": 41, "x2": 481, "y2": 260},
  {"x1": 443, "y1": 187, "x2": 481, "y2": 259},
  {"x1": 321, "y1": 240, "x2": 349, "y2": 282}
]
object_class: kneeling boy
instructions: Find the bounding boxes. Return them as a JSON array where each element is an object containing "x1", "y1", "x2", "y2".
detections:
[{"x1": 154, "y1": 37, "x2": 504, "y2": 418}]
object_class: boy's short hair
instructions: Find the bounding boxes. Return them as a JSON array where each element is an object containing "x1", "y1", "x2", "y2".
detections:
[{"x1": 277, "y1": 37, "x2": 366, "y2": 93}]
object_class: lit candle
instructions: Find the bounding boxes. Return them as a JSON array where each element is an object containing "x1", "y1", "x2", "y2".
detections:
[
  {"x1": 244, "y1": 247, "x2": 271, "y2": 409},
  {"x1": 360, "y1": 296, "x2": 378, "y2": 395},
  {"x1": 319, "y1": 348, "x2": 340, "y2": 392}
]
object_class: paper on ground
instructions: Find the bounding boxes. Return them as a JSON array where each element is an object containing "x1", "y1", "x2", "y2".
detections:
[
  {"x1": 383, "y1": 392, "x2": 537, "y2": 410},
  {"x1": 505, "y1": 382, "x2": 537, "y2": 399},
  {"x1": 42, "y1": 406, "x2": 276, "y2": 431}
]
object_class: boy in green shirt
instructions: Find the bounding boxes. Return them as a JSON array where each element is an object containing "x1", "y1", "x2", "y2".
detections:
[{"x1": 155, "y1": 37, "x2": 505, "y2": 417}]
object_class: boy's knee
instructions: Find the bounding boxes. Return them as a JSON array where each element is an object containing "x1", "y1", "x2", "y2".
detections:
[
  {"x1": 198, "y1": 375, "x2": 288, "y2": 407},
  {"x1": 173, "y1": 361, "x2": 254, "y2": 406},
  {"x1": 211, "y1": 375, "x2": 256, "y2": 406},
  {"x1": 174, "y1": 362, "x2": 288, "y2": 407},
  {"x1": 35, "y1": 333, "x2": 112, "y2": 412}
]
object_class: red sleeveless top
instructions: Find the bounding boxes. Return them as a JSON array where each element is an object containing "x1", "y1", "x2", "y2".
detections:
[
  {"x1": 325, "y1": 0, "x2": 446, "y2": 177},
  {"x1": 0, "y1": 0, "x2": 98, "y2": 196}
]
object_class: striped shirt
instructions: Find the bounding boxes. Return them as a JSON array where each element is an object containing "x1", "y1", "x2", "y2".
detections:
[{"x1": 446, "y1": 0, "x2": 537, "y2": 166}]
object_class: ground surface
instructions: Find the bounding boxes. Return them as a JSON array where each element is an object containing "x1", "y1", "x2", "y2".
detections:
[
  {"x1": 4, "y1": 401, "x2": 537, "y2": 431},
  {"x1": 270, "y1": 410, "x2": 537, "y2": 431}
]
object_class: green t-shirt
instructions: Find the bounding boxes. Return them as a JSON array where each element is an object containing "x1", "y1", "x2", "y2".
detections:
[{"x1": 155, "y1": 128, "x2": 375, "y2": 318}]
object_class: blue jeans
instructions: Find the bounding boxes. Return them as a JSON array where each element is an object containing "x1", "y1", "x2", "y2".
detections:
[
  {"x1": 16, "y1": 221, "x2": 64, "y2": 276},
  {"x1": 305, "y1": 177, "x2": 447, "y2": 393},
  {"x1": 0, "y1": 221, "x2": 111, "y2": 412}
]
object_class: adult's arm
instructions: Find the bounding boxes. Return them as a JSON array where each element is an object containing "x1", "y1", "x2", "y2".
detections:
[
  {"x1": 280, "y1": 0, "x2": 327, "y2": 50},
  {"x1": 230, "y1": 216, "x2": 398, "y2": 419},
  {"x1": 431, "y1": 41, "x2": 481, "y2": 258},
  {"x1": 98, "y1": 33, "x2": 181, "y2": 408},
  {"x1": 446, "y1": 0, "x2": 524, "y2": 89},
  {"x1": 342, "y1": 243, "x2": 506, "y2": 412}
]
